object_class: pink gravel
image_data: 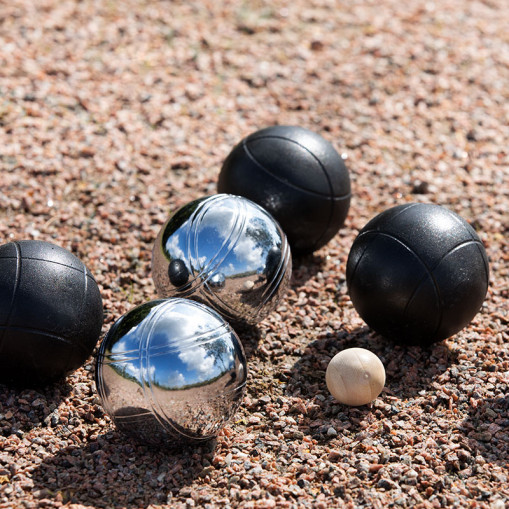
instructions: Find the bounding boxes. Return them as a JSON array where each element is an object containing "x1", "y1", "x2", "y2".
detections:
[{"x1": 0, "y1": 0, "x2": 508, "y2": 508}]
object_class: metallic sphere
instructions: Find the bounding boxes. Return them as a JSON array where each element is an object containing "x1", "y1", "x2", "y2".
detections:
[
  {"x1": 95, "y1": 298, "x2": 247, "y2": 446},
  {"x1": 152, "y1": 194, "x2": 292, "y2": 325}
]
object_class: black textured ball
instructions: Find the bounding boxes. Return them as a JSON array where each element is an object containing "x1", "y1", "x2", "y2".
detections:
[
  {"x1": 0, "y1": 240, "x2": 103, "y2": 387},
  {"x1": 218, "y1": 125, "x2": 351, "y2": 255},
  {"x1": 346, "y1": 203, "x2": 489, "y2": 346},
  {"x1": 168, "y1": 259, "x2": 190, "y2": 288}
]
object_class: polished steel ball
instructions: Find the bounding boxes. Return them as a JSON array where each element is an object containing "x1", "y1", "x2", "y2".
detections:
[
  {"x1": 152, "y1": 194, "x2": 292, "y2": 325},
  {"x1": 95, "y1": 298, "x2": 247, "y2": 446}
]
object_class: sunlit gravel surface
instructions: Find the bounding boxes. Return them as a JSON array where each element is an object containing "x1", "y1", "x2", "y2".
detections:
[{"x1": 0, "y1": 1, "x2": 508, "y2": 507}]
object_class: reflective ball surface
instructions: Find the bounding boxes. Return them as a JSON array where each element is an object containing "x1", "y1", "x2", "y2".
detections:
[
  {"x1": 152, "y1": 194, "x2": 292, "y2": 325},
  {"x1": 346, "y1": 203, "x2": 490, "y2": 346},
  {"x1": 95, "y1": 298, "x2": 247, "y2": 446}
]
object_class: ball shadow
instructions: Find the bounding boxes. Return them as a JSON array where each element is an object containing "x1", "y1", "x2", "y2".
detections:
[
  {"x1": 458, "y1": 395, "x2": 509, "y2": 468},
  {"x1": 230, "y1": 321, "x2": 262, "y2": 358},
  {"x1": 31, "y1": 429, "x2": 217, "y2": 508},
  {"x1": 284, "y1": 327, "x2": 451, "y2": 441},
  {"x1": 290, "y1": 253, "x2": 327, "y2": 287},
  {"x1": 229, "y1": 253, "x2": 325, "y2": 356},
  {"x1": 0, "y1": 378, "x2": 73, "y2": 435}
]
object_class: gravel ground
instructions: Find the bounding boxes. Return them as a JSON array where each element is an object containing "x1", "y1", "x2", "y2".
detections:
[{"x1": 1, "y1": 0, "x2": 508, "y2": 508}]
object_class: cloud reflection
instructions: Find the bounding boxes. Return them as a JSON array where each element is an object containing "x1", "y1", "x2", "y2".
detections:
[{"x1": 140, "y1": 302, "x2": 236, "y2": 389}]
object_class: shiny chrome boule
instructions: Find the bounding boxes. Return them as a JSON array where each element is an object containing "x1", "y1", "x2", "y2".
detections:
[
  {"x1": 209, "y1": 272, "x2": 226, "y2": 289},
  {"x1": 95, "y1": 298, "x2": 247, "y2": 446},
  {"x1": 152, "y1": 194, "x2": 292, "y2": 325}
]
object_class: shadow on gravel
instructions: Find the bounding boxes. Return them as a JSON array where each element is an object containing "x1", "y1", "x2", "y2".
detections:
[
  {"x1": 226, "y1": 253, "x2": 326, "y2": 358},
  {"x1": 0, "y1": 381, "x2": 72, "y2": 435},
  {"x1": 31, "y1": 429, "x2": 215, "y2": 508},
  {"x1": 284, "y1": 327, "x2": 451, "y2": 441},
  {"x1": 459, "y1": 395, "x2": 509, "y2": 468},
  {"x1": 287, "y1": 326, "x2": 451, "y2": 400},
  {"x1": 290, "y1": 253, "x2": 327, "y2": 287},
  {"x1": 230, "y1": 321, "x2": 262, "y2": 358}
]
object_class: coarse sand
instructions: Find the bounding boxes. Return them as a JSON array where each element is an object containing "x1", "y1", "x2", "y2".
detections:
[{"x1": 0, "y1": 1, "x2": 508, "y2": 507}]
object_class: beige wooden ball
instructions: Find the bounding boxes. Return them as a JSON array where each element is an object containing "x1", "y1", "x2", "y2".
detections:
[{"x1": 326, "y1": 348, "x2": 385, "y2": 406}]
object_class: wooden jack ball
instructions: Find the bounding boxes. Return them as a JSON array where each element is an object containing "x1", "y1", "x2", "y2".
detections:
[{"x1": 325, "y1": 348, "x2": 385, "y2": 406}]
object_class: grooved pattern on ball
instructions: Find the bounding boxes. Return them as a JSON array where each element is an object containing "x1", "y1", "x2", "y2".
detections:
[
  {"x1": 0, "y1": 240, "x2": 103, "y2": 386},
  {"x1": 244, "y1": 136, "x2": 335, "y2": 196},
  {"x1": 218, "y1": 125, "x2": 351, "y2": 254},
  {"x1": 243, "y1": 136, "x2": 342, "y2": 253},
  {"x1": 0, "y1": 241, "x2": 21, "y2": 328},
  {"x1": 346, "y1": 204, "x2": 489, "y2": 345},
  {"x1": 193, "y1": 195, "x2": 247, "y2": 284},
  {"x1": 348, "y1": 231, "x2": 441, "y2": 342},
  {"x1": 95, "y1": 298, "x2": 248, "y2": 445},
  {"x1": 152, "y1": 194, "x2": 292, "y2": 325}
]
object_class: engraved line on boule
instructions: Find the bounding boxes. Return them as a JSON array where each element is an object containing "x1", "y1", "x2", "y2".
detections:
[
  {"x1": 102, "y1": 355, "x2": 141, "y2": 365},
  {"x1": 447, "y1": 209, "x2": 490, "y2": 286},
  {"x1": 198, "y1": 196, "x2": 252, "y2": 318},
  {"x1": 0, "y1": 325, "x2": 92, "y2": 356},
  {"x1": 2, "y1": 242, "x2": 22, "y2": 347},
  {"x1": 242, "y1": 135, "x2": 351, "y2": 199},
  {"x1": 95, "y1": 350, "x2": 115, "y2": 423},
  {"x1": 139, "y1": 300, "x2": 177, "y2": 437},
  {"x1": 201, "y1": 195, "x2": 249, "y2": 289},
  {"x1": 259, "y1": 237, "x2": 291, "y2": 309},
  {"x1": 188, "y1": 195, "x2": 244, "y2": 293},
  {"x1": 0, "y1": 254, "x2": 98, "y2": 276},
  {"x1": 354, "y1": 230, "x2": 444, "y2": 339},
  {"x1": 142, "y1": 299, "x2": 227, "y2": 440},
  {"x1": 147, "y1": 299, "x2": 244, "y2": 440},
  {"x1": 130, "y1": 330, "x2": 234, "y2": 361},
  {"x1": 101, "y1": 324, "x2": 231, "y2": 364},
  {"x1": 186, "y1": 197, "x2": 208, "y2": 285},
  {"x1": 78, "y1": 258, "x2": 88, "y2": 335}
]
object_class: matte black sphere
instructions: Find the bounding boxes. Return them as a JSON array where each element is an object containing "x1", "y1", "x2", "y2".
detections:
[
  {"x1": 346, "y1": 203, "x2": 489, "y2": 346},
  {"x1": 0, "y1": 240, "x2": 103, "y2": 386},
  {"x1": 217, "y1": 125, "x2": 351, "y2": 255}
]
